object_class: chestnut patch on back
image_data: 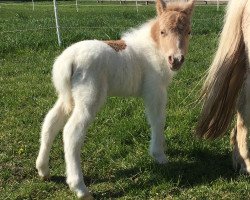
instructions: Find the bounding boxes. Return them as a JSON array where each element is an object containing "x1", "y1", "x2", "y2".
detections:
[{"x1": 104, "y1": 40, "x2": 127, "y2": 52}]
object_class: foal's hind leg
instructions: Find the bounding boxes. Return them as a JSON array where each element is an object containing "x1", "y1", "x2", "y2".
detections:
[
  {"x1": 63, "y1": 83, "x2": 106, "y2": 198},
  {"x1": 36, "y1": 98, "x2": 68, "y2": 179},
  {"x1": 231, "y1": 73, "x2": 250, "y2": 174}
]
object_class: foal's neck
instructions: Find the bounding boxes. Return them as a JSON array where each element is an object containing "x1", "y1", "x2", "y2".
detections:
[
  {"x1": 150, "y1": 21, "x2": 160, "y2": 47},
  {"x1": 121, "y1": 19, "x2": 160, "y2": 52}
]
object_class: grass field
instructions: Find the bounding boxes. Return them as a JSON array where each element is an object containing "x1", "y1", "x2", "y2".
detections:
[{"x1": 1, "y1": 1, "x2": 250, "y2": 199}]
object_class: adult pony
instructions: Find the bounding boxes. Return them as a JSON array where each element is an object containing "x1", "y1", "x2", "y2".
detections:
[
  {"x1": 36, "y1": 0, "x2": 195, "y2": 198},
  {"x1": 197, "y1": 0, "x2": 250, "y2": 174}
]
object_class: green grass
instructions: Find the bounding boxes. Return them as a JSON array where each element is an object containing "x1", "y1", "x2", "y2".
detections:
[{"x1": 1, "y1": 1, "x2": 250, "y2": 199}]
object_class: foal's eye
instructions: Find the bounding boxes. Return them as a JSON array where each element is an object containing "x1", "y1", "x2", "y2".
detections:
[
  {"x1": 160, "y1": 31, "x2": 165, "y2": 35},
  {"x1": 188, "y1": 31, "x2": 191, "y2": 35}
]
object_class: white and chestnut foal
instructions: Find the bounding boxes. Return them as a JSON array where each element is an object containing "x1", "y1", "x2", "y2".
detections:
[{"x1": 36, "y1": 0, "x2": 194, "y2": 198}]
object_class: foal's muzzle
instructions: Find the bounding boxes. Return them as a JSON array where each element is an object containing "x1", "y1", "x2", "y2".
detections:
[{"x1": 168, "y1": 55, "x2": 185, "y2": 71}]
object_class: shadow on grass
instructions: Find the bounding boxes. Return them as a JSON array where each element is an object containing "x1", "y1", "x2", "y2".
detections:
[
  {"x1": 47, "y1": 148, "x2": 244, "y2": 199},
  {"x1": 49, "y1": 175, "x2": 94, "y2": 186},
  {"x1": 49, "y1": 175, "x2": 67, "y2": 185},
  {"x1": 48, "y1": 175, "x2": 125, "y2": 198},
  {"x1": 92, "y1": 148, "x2": 240, "y2": 199}
]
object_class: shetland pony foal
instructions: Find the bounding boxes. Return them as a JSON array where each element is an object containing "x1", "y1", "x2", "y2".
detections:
[
  {"x1": 36, "y1": 0, "x2": 194, "y2": 198},
  {"x1": 197, "y1": 0, "x2": 250, "y2": 174}
]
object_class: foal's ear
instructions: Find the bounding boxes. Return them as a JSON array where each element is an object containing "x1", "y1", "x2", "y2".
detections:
[
  {"x1": 156, "y1": 0, "x2": 166, "y2": 16},
  {"x1": 183, "y1": 0, "x2": 195, "y2": 15}
]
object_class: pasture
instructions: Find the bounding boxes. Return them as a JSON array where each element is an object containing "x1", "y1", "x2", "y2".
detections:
[{"x1": 1, "y1": 1, "x2": 250, "y2": 199}]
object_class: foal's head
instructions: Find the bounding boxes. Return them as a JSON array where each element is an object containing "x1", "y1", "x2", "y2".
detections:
[{"x1": 152, "y1": 0, "x2": 194, "y2": 71}]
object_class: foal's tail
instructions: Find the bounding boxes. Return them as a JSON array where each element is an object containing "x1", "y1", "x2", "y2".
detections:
[
  {"x1": 196, "y1": 0, "x2": 248, "y2": 139},
  {"x1": 52, "y1": 55, "x2": 74, "y2": 114}
]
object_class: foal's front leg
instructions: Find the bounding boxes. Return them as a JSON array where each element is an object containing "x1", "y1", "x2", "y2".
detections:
[{"x1": 144, "y1": 88, "x2": 167, "y2": 164}]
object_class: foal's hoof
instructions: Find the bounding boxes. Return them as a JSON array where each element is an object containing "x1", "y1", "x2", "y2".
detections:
[
  {"x1": 41, "y1": 174, "x2": 51, "y2": 181},
  {"x1": 79, "y1": 194, "x2": 94, "y2": 200},
  {"x1": 67, "y1": 179, "x2": 92, "y2": 200},
  {"x1": 36, "y1": 161, "x2": 50, "y2": 180},
  {"x1": 151, "y1": 152, "x2": 168, "y2": 164},
  {"x1": 155, "y1": 156, "x2": 167, "y2": 164},
  {"x1": 36, "y1": 167, "x2": 50, "y2": 181}
]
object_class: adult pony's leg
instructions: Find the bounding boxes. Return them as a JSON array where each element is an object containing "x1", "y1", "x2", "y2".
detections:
[
  {"x1": 63, "y1": 80, "x2": 107, "y2": 199},
  {"x1": 144, "y1": 87, "x2": 167, "y2": 164},
  {"x1": 36, "y1": 98, "x2": 68, "y2": 179},
  {"x1": 232, "y1": 3, "x2": 250, "y2": 174},
  {"x1": 231, "y1": 72, "x2": 250, "y2": 174}
]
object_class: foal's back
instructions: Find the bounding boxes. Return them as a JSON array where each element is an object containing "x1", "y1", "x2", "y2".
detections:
[{"x1": 56, "y1": 39, "x2": 144, "y2": 96}]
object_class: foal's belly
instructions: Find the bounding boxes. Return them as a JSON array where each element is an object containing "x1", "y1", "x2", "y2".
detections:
[{"x1": 106, "y1": 61, "x2": 143, "y2": 97}]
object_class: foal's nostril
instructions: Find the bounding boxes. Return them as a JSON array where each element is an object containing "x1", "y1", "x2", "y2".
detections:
[
  {"x1": 180, "y1": 55, "x2": 185, "y2": 63},
  {"x1": 168, "y1": 56, "x2": 173, "y2": 65},
  {"x1": 168, "y1": 55, "x2": 184, "y2": 67}
]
